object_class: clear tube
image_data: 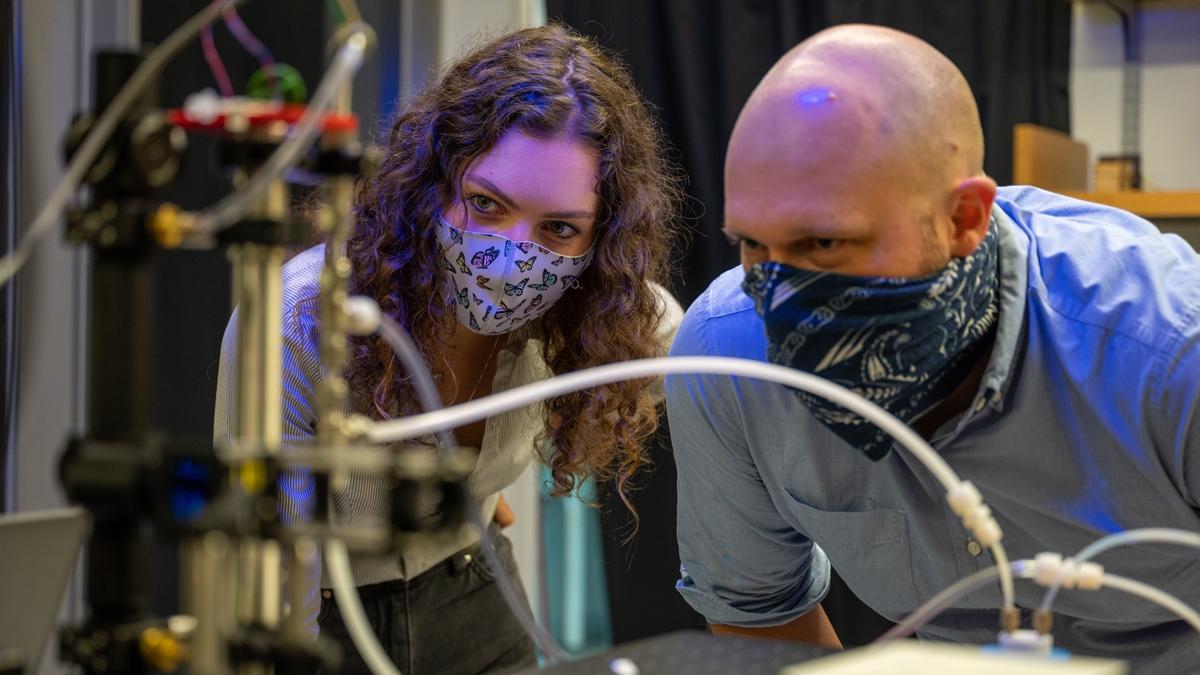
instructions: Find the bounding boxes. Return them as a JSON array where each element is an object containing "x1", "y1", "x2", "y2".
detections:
[
  {"x1": 471, "y1": 497, "x2": 572, "y2": 664},
  {"x1": 191, "y1": 25, "x2": 368, "y2": 235},
  {"x1": 376, "y1": 313, "x2": 453, "y2": 450},
  {"x1": 1100, "y1": 573, "x2": 1200, "y2": 636},
  {"x1": 344, "y1": 308, "x2": 572, "y2": 666},
  {"x1": 0, "y1": 0, "x2": 248, "y2": 288},
  {"x1": 874, "y1": 560, "x2": 1033, "y2": 645},
  {"x1": 361, "y1": 355, "x2": 1015, "y2": 611},
  {"x1": 1039, "y1": 528, "x2": 1200, "y2": 612}
]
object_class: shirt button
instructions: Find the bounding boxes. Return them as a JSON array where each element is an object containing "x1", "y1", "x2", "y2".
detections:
[
  {"x1": 966, "y1": 539, "x2": 983, "y2": 557},
  {"x1": 974, "y1": 398, "x2": 987, "y2": 413},
  {"x1": 463, "y1": 553, "x2": 473, "y2": 564},
  {"x1": 321, "y1": 590, "x2": 333, "y2": 599}
]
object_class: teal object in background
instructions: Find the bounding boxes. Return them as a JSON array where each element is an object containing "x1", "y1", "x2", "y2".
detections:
[{"x1": 540, "y1": 466, "x2": 613, "y2": 657}]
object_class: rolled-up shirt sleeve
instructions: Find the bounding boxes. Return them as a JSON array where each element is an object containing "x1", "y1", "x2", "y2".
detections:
[{"x1": 666, "y1": 305, "x2": 829, "y2": 627}]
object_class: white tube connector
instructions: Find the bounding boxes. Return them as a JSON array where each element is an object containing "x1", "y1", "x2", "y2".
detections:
[
  {"x1": 342, "y1": 296, "x2": 382, "y2": 336},
  {"x1": 996, "y1": 629, "x2": 1054, "y2": 656},
  {"x1": 947, "y1": 481, "x2": 1002, "y2": 547},
  {"x1": 1032, "y1": 553, "x2": 1104, "y2": 591}
]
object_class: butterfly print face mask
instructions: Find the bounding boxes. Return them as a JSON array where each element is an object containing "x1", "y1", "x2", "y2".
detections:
[{"x1": 435, "y1": 218, "x2": 594, "y2": 335}]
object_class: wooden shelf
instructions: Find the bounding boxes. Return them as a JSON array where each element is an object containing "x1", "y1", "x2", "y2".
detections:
[{"x1": 1060, "y1": 190, "x2": 1200, "y2": 218}]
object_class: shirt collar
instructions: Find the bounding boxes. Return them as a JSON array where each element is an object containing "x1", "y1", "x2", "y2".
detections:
[{"x1": 975, "y1": 204, "x2": 1031, "y2": 412}]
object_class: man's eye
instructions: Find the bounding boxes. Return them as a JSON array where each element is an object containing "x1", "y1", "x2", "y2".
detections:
[
  {"x1": 814, "y1": 238, "x2": 838, "y2": 250},
  {"x1": 723, "y1": 230, "x2": 764, "y2": 251},
  {"x1": 731, "y1": 237, "x2": 763, "y2": 250}
]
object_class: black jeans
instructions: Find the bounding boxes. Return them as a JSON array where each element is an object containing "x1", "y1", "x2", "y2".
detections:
[{"x1": 317, "y1": 532, "x2": 537, "y2": 675}]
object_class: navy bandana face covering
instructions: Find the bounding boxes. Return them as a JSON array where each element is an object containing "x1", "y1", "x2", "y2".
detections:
[{"x1": 741, "y1": 222, "x2": 1000, "y2": 460}]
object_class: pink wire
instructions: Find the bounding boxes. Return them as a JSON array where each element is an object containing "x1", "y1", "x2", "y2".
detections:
[
  {"x1": 221, "y1": 6, "x2": 280, "y2": 99},
  {"x1": 200, "y1": 22, "x2": 235, "y2": 97}
]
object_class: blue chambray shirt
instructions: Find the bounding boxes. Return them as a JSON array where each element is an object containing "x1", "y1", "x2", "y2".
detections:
[{"x1": 666, "y1": 186, "x2": 1200, "y2": 673}]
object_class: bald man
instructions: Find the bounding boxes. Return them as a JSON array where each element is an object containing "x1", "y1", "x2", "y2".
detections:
[{"x1": 666, "y1": 25, "x2": 1200, "y2": 673}]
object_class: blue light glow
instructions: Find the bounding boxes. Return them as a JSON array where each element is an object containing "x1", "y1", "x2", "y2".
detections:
[{"x1": 796, "y1": 87, "x2": 836, "y2": 107}]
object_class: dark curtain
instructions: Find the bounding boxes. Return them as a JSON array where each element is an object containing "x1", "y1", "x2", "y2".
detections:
[
  {"x1": 552, "y1": 0, "x2": 1070, "y2": 647},
  {"x1": 549, "y1": 0, "x2": 1070, "y2": 306},
  {"x1": 143, "y1": 1, "x2": 325, "y2": 436}
]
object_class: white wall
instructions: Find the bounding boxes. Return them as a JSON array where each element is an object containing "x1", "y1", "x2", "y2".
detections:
[
  {"x1": 1139, "y1": 2, "x2": 1200, "y2": 189},
  {"x1": 1071, "y1": 0, "x2": 1200, "y2": 190},
  {"x1": 437, "y1": 0, "x2": 546, "y2": 65}
]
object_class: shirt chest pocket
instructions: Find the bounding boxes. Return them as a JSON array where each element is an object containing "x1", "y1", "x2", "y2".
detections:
[{"x1": 783, "y1": 498, "x2": 921, "y2": 622}]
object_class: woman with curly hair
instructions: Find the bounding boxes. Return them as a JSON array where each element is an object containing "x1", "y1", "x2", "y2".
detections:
[{"x1": 216, "y1": 23, "x2": 683, "y2": 675}]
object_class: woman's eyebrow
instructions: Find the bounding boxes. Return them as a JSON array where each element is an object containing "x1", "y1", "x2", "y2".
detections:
[
  {"x1": 466, "y1": 174, "x2": 519, "y2": 209},
  {"x1": 467, "y1": 174, "x2": 594, "y2": 220},
  {"x1": 542, "y1": 208, "x2": 595, "y2": 219}
]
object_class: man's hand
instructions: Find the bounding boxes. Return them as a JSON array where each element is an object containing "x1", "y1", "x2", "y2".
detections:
[
  {"x1": 711, "y1": 605, "x2": 843, "y2": 650},
  {"x1": 493, "y1": 494, "x2": 516, "y2": 528}
]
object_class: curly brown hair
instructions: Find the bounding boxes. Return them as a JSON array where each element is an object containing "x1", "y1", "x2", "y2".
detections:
[{"x1": 345, "y1": 24, "x2": 681, "y2": 507}]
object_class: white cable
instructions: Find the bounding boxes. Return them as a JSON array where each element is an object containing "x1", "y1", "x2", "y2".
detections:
[
  {"x1": 1099, "y1": 573, "x2": 1200, "y2": 636},
  {"x1": 990, "y1": 544, "x2": 1015, "y2": 614},
  {"x1": 361, "y1": 355, "x2": 1015, "y2": 610},
  {"x1": 1040, "y1": 528, "x2": 1200, "y2": 612},
  {"x1": 191, "y1": 25, "x2": 368, "y2": 235},
  {"x1": 0, "y1": 0, "x2": 248, "y2": 288},
  {"x1": 325, "y1": 539, "x2": 402, "y2": 675}
]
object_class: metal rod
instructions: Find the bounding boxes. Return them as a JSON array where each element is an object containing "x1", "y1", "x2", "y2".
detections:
[
  {"x1": 192, "y1": 531, "x2": 232, "y2": 675},
  {"x1": 229, "y1": 174, "x2": 289, "y2": 673}
]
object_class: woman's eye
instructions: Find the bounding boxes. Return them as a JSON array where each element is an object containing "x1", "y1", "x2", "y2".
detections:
[
  {"x1": 467, "y1": 194, "x2": 499, "y2": 214},
  {"x1": 546, "y1": 221, "x2": 579, "y2": 238}
]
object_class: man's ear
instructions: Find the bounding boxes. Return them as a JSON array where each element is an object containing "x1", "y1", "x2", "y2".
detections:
[{"x1": 948, "y1": 176, "x2": 997, "y2": 257}]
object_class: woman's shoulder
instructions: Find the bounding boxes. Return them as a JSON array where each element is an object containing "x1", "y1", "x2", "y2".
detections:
[
  {"x1": 280, "y1": 244, "x2": 326, "y2": 336},
  {"x1": 648, "y1": 280, "x2": 685, "y2": 354}
]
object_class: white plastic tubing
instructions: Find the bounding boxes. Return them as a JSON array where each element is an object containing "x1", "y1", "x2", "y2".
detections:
[
  {"x1": 1039, "y1": 528, "x2": 1200, "y2": 612},
  {"x1": 0, "y1": 0, "x2": 248, "y2": 287},
  {"x1": 191, "y1": 24, "x2": 370, "y2": 235},
  {"x1": 363, "y1": 355, "x2": 1016, "y2": 612}
]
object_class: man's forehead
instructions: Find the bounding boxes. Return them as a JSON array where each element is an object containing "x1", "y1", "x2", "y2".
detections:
[{"x1": 724, "y1": 194, "x2": 870, "y2": 240}]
